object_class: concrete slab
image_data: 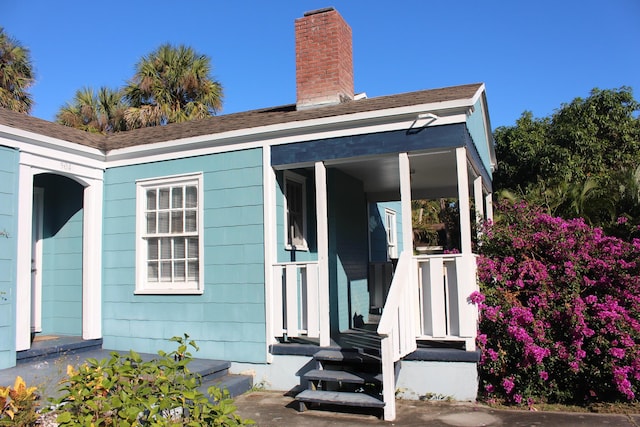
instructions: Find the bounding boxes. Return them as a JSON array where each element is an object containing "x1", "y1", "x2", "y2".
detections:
[{"x1": 233, "y1": 391, "x2": 640, "y2": 427}]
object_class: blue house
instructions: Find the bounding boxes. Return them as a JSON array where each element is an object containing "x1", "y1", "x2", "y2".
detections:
[{"x1": 0, "y1": 8, "x2": 495, "y2": 420}]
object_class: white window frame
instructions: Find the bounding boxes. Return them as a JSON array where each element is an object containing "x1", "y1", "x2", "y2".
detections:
[
  {"x1": 283, "y1": 171, "x2": 308, "y2": 251},
  {"x1": 135, "y1": 172, "x2": 204, "y2": 294},
  {"x1": 384, "y1": 208, "x2": 398, "y2": 260}
]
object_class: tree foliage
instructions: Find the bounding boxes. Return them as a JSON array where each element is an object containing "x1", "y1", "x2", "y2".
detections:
[
  {"x1": 124, "y1": 44, "x2": 223, "y2": 129},
  {"x1": 493, "y1": 87, "x2": 640, "y2": 239},
  {"x1": 56, "y1": 87, "x2": 128, "y2": 134},
  {"x1": 0, "y1": 27, "x2": 34, "y2": 113},
  {"x1": 55, "y1": 44, "x2": 223, "y2": 133}
]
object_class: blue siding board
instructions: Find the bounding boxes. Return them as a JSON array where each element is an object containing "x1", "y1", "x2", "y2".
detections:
[
  {"x1": 271, "y1": 124, "x2": 468, "y2": 166},
  {"x1": 102, "y1": 148, "x2": 267, "y2": 363},
  {"x1": 102, "y1": 234, "x2": 136, "y2": 252},
  {"x1": 206, "y1": 268, "x2": 264, "y2": 288},
  {"x1": 205, "y1": 224, "x2": 263, "y2": 245},
  {"x1": 466, "y1": 99, "x2": 493, "y2": 179},
  {"x1": 102, "y1": 250, "x2": 136, "y2": 269},
  {"x1": 0, "y1": 144, "x2": 19, "y2": 367},
  {"x1": 328, "y1": 169, "x2": 370, "y2": 332}
]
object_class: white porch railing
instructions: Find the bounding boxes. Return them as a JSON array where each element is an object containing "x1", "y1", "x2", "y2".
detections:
[
  {"x1": 377, "y1": 251, "x2": 416, "y2": 421},
  {"x1": 415, "y1": 253, "x2": 478, "y2": 351},
  {"x1": 376, "y1": 251, "x2": 479, "y2": 421},
  {"x1": 272, "y1": 261, "x2": 321, "y2": 340}
]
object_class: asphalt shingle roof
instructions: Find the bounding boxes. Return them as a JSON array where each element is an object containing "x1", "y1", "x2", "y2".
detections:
[{"x1": 0, "y1": 83, "x2": 482, "y2": 154}]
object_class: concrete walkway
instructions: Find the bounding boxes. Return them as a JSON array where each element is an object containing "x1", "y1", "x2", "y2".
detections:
[
  {"x1": 2, "y1": 351, "x2": 638, "y2": 426},
  {"x1": 233, "y1": 391, "x2": 640, "y2": 427}
]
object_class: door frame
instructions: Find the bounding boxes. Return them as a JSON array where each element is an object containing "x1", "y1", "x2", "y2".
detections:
[{"x1": 30, "y1": 187, "x2": 44, "y2": 334}]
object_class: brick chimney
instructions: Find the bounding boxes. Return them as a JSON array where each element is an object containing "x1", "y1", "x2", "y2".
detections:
[{"x1": 295, "y1": 7, "x2": 354, "y2": 110}]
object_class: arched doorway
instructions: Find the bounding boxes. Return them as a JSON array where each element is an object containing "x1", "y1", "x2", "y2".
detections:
[{"x1": 30, "y1": 173, "x2": 85, "y2": 340}]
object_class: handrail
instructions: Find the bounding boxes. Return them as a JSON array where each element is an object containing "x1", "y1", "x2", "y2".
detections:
[{"x1": 377, "y1": 250, "x2": 417, "y2": 421}]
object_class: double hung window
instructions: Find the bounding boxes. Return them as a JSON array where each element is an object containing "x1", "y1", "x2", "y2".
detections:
[
  {"x1": 136, "y1": 173, "x2": 203, "y2": 294},
  {"x1": 284, "y1": 171, "x2": 307, "y2": 250}
]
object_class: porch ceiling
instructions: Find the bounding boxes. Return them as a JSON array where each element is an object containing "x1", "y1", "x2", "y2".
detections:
[{"x1": 328, "y1": 149, "x2": 473, "y2": 202}]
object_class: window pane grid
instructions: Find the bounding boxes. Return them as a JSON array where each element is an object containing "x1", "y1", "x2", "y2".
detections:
[{"x1": 142, "y1": 179, "x2": 200, "y2": 286}]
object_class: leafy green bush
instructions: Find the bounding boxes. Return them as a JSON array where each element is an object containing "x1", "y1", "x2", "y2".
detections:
[{"x1": 51, "y1": 334, "x2": 252, "y2": 426}]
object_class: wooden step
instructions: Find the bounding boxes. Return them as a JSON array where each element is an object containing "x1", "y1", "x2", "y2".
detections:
[
  {"x1": 303, "y1": 369, "x2": 382, "y2": 385},
  {"x1": 313, "y1": 349, "x2": 381, "y2": 364},
  {"x1": 296, "y1": 389, "x2": 385, "y2": 410}
]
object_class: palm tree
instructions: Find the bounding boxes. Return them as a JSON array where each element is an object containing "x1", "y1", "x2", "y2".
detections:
[
  {"x1": 56, "y1": 87, "x2": 128, "y2": 133},
  {"x1": 0, "y1": 27, "x2": 34, "y2": 113},
  {"x1": 124, "y1": 44, "x2": 223, "y2": 128}
]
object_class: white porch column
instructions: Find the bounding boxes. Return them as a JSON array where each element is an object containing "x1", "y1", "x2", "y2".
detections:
[
  {"x1": 473, "y1": 176, "x2": 484, "y2": 226},
  {"x1": 399, "y1": 152, "x2": 420, "y2": 333},
  {"x1": 315, "y1": 161, "x2": 330, "y2": 346},
  {"x1": 398, "y1": 153, "x2": 413, "y2": 253},
  {"x1": 455, "y1": 148, "x2": 472, "y2": 255},
  {"x1": 485, "y1": 193, "x2": 494, "y2": 222},
  {"x1": 82, "y1": 179, "x2": 103, "y2": 339},
  {"x1": 15, "y1": 163, "x2": 34, "y2": 351}
]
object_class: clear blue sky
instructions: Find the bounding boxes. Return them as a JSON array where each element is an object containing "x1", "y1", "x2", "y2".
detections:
[{"x1": 3, "y1": 0, "x2": 639, "y2": 130}]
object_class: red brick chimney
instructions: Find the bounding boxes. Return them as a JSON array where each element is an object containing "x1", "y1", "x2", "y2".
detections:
[{"x1": 295, "y1": 7, "x2": 354, "y2": 110}]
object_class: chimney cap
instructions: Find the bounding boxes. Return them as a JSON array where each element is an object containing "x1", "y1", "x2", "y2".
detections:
[{"x1": 303, "y1": 7, "x2": 335, "y2": 17}]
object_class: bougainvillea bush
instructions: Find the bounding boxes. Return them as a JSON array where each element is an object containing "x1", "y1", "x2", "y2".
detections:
[{"x1": 474, "y1": 201, "x2": 640, "y2": 406}]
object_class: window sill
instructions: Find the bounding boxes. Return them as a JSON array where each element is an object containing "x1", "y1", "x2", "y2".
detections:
[
  {"x1": 134, "y1": 288, "x2": 203, "y2": 295},
  {"x1": 285, "y1": 245, "x2": 309, "y2": 252}
]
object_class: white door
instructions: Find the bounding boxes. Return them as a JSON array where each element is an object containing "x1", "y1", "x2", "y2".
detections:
[{"x1": 31, "y1": 187, "x2": 44, "y2": 333}]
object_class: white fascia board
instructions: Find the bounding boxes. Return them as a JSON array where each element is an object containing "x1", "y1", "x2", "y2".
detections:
[
  {"x1": 106, "y1": 99, "x2": 475, "y2": 168},
  {"x1": 0, "y1": 125, "x2": 105, "y2": 167}
]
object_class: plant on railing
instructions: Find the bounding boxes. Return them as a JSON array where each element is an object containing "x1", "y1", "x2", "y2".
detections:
[
  {"x1": 50, "y1": 334, "x2": 253, "y2": 426},
  {"x1": 0, "y1": 376, "x2": 39, "y2": 426},
  {"x1": 473, "y1": 201, "x2": 640, "y2": 407}
]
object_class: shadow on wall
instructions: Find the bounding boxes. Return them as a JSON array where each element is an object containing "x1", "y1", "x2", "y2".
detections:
[{"x1": 33, "y1": 173, "x2": 84, "y2": 238}]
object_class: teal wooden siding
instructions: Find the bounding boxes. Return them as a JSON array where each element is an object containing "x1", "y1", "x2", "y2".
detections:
[
  {"x1": 34, "y1": 174, "x2": 84, "y2": 336},
  {"x1": 0, "y1": 146, "x2": 19, "y2": 369},
  {"x1": 102, "y1": 148, "x2": 266, "y2": 363},
  {"x1": 467, "y1": 99, "x2": 493, "y2": 179},
  {"x1": 328, "y1": 169, "x2": 370, "y2": 331},
  {"x1": 369, "y1": 201, "x2": 403, "y2": 262}
]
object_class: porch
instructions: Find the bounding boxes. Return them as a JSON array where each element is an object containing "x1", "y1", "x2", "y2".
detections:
[{"x1": 267, "y1": 134, "x2": 492, "y2": 420}]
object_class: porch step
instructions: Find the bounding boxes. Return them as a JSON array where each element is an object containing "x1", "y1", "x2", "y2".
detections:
[
  {"x1": 199, "y1": 373, "x2": 253, "y2": 399},
  {"x1": 303, "y1": 369, "x2": 382, "y2": 385},
  {"x1": 296, "y1": 389, "x2": 385, "y2": 409},
  {"x1": 17, "y1": 337, "x2": 103, "y2": 363},
  {"x1": 296, "y1": 349, "x2": 385, "y2": 417},
  {"x1": 337, "y1": 329, "x2": 382, "y2": 356},
  {"x1": 313, "y1": 349, "x2": 380, "y2": 364},
  {"x1": 189, "y1": 358, "x2": 253, "y2": 399}
]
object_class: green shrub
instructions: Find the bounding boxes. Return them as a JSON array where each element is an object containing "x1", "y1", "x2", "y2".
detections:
[
  {"x1": 0, "y1": 376, "x2": 39, "y2": 426},
  {"x1": 51, "y1": 334, "x2": 253, "y2": 426}
]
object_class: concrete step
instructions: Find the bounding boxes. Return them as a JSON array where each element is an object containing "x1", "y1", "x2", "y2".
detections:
[
  {"x1": 199, "y1": 373, "x2": 253, "y2": 399},
  {"x1": 17, "y1": 337, "x2": 103, "y2": 363},
  {"x1": 303, "y1": 369, "x2": 382, "y2": 386},
  {"x1": 296, "y1": 389, "x2": 384, "y2": 409},
  {"x1": 187, "y1": 358, "x2": 231, "y2": 381}
]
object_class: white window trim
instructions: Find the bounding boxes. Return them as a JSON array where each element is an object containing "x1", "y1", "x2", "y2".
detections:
[
  {"x1": 135, "y1": 172, "x2": 204, "y2": 295},
  {"x1": 385, "y1": 208, "x2": 398, "y2": 260},
  {"x1": 283, "y1": 171, "x2": 309, "y2": 251}
]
